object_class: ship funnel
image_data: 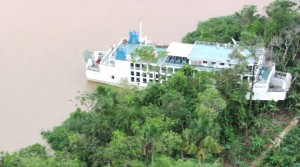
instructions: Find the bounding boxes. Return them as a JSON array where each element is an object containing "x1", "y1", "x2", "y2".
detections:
[{"x1": 129, "y1": 31, "x2": 140, "y2": 44}]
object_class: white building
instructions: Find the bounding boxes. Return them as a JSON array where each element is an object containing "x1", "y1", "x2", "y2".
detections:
[{"x1": 83, "y1": 31, "x2": 292, "y2": 101}]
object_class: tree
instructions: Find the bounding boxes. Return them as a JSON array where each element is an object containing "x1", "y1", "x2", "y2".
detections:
[
  {"x1": 131, "y1": 45, "x2": 167, "y2": 82},
  {"x1": 131, "y1": 115, "x2": 175, "y2": 162},
  {"x1": 0, "y1": 144, "x2": 81, "y2": 167},
  {"x1": 131, "y1": 46, "x2": 166, "y2": 64},
  {"x1": 237, "y1": 5, "x2": 257, "y2": 25},
  {"x1": 7, "y1": 2, "x2": 300, "y2": 166},
  {"x1": 265, "y1": 0, "x2": 299, "y2": 39},
  {"x1": 183, "y1": 88, "x2": 225, "y2": 161},
  {"x1": 182, "y1": 5, "x2": 265, "y2": 44},
  {"x1": 268, "y1": 25, "x2": 300, "y2": 69},
  {"x1": 102, "y1": 130, "x2": 143, "y2": 166}
]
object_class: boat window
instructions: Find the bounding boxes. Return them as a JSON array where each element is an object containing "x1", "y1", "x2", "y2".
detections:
[
  {"x1": 150, "y1": 65, "x2": 158, "y2": 71},
  {"x1": 175, "y1": 57, "x2": 183, "y2": 64},
  {"x1": 150, "y1": 66, "x2": 159, "y2": 71},
  {"x1": 149, "y1": 73, "x2": 153, "y2": 78},
  {"x1": 182, "y1": 58, "x2": 188, "y2": 64},
  {"x1": 247, "y1": 66, "x2": 252, "y2": 71},
  {"x1": 161, "y1": 67, "x2": 166, "y2": 73},
  {"x1": 149, "y1": 65, "x2": 153, "y2": 71},
  {"x1": 142, "y1": 64, "x2": 147, "y2": 71},
  {"x1": 166, "y1": 56, "x2": 172, "y2": 63},
  {"x1": 130, "y1": 63, "x2": 134, "y2": 69},
  {"x1": 167, "y1": 67, "x2": 173, "y2": 74},
  {"x1": 135, "y1": 63, "x2": 140, "y2": 70}
]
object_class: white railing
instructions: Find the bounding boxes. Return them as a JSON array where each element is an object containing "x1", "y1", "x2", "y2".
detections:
[
  {"x1": 268, "y1": 87, "x2": 285, "y2": 92},
  {"x1": 194, "y1": 41, "x2": 235, "y2": 48},
  {"x1": 100, "y1": 39, "x2": 124, "y2": 66}
]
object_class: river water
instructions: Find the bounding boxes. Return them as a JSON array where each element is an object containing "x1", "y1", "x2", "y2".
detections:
[{"x1": 0, "y1": 0, "x2": 273, "y2": 152}]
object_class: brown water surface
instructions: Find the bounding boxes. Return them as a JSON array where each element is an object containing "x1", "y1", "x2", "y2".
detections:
[{"x1": 0, "y1": 0, "x2": 273, "y2": 152}]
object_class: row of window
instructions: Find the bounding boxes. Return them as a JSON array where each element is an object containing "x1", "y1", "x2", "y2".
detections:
[
  {"x1": 165, "y1": 56, "x2": 188, "y2": 64},
  {"x1": 203, "y1": 61, "x2": 231, "y2": 66},
  {"x1": 191, "y1": 60, "x2": 232, "y2": 67},
  {"x1": 130, "y1": 63, "x2": 179, "y2": 73},
  {"x1": 131, "y1": 71, "x2": 160, "y2": 79},
  {"x1": 131, "y1": 77, "x2": 158, "y2": 84},
  {"x1": 242, "y1": 75, "x2": 255, "y2": 81},
  {"x1": 114, "y1": 74, "x2": 255, "y2": 83},
  {"x1": 110, "y1": 74, "x2": 159, "y2": 84}
]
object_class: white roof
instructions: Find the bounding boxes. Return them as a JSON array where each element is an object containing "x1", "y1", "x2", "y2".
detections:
[{"x1": 166, "y1": 42, "x2": 194, "y2": 57}]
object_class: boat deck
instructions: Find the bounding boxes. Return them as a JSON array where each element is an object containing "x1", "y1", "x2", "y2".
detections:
[{"x1": 100, "y1": 40, "x2": 262, "y2": 73}]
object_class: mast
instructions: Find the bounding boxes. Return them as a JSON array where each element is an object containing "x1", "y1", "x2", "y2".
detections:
[{"x1": 139, "y1": 20, "x2": 143, "y2": 38}]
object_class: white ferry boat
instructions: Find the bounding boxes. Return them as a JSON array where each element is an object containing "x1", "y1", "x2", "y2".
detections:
[{"x1": 83, "y1": 23, "x2": 291, "y2": 101}]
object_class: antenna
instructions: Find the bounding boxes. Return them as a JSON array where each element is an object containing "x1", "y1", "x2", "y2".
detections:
[{"x1": 139, "y1": 20, "x2": 143, "y2": 38}]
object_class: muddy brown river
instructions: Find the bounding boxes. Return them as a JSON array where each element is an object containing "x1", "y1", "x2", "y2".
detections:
[{"x1": 0, "y1": 0, "x2": 273, "y2": 152}]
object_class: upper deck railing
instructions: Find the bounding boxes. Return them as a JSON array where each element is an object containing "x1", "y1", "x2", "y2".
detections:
[
  {"x1": 194, "y1": 41, "x2": 235, "y2": 48},
  {"x1": 101, "y1": 39, "x2": 124, "y2": 66}
]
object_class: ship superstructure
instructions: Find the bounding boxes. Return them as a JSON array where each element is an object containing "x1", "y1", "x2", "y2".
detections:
[{"x1": 83, "y1": 25, "x2": 291, "y2": 101}]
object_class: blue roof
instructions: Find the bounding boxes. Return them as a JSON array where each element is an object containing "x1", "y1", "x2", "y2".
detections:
[
  {"x1": 115, "y1": 43, "x2": 167, "y2": 59},
  {"x1": 111, "y1": 41, "x2": 257, "y2": 66},
  {"x1": 189, "y1": 44, "x2": 236, "y2": 63},
  {"x1": 188, "y1": 43, "x2": 256, "y2": 65},
  {"x1": 120, "y1": 44, "x2": 140, "y2": 55}
]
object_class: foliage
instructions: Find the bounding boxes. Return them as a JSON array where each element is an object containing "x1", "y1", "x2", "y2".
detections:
[
  {"x1": 182, "y1": 0, "x2": 300, "y2": 85},
  {"x1": 182, "y1": 1, "x2": 300, "y2": 165},
  {"x1": 130, "y1": 45, "x2": 167, "y2": 64},
  {"x1": 182, "y1": 15, "x2": 241, "y2": 43},
  {"x1": 3, "y1": 1, "x2": 300, "y2": 166},
  {"x1": 182, "y1": 5, "x2": 265, "y2": 44},
  {"x1": 39, "y1": 63, "x2": 275, "y2": 166},
  {"x1": 39, "y1": 67, "x2": 233, "y2": 166},
  {"x1": 0, "y1": 144, "x2": 80, "y2": 167},
  {"x1": 261, "y1": 125, "x2": 300, "y2": 166}
]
